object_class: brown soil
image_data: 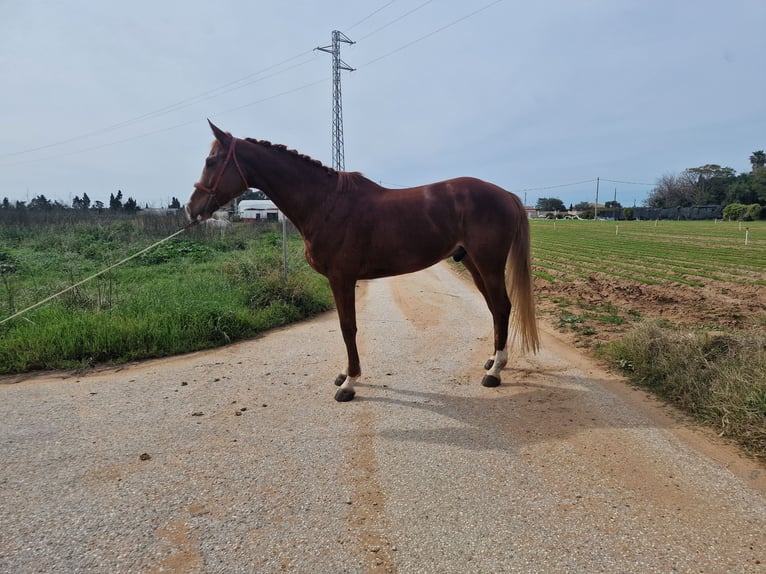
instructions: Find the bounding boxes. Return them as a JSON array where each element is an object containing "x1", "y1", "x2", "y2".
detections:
[{"x1": 532, "y1": 267, "x2": 766, "y2": 349}]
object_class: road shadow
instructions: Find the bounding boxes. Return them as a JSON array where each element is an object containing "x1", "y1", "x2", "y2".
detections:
[{"x1": 352, "y1": 368, "x2": 659, "y2": 454}]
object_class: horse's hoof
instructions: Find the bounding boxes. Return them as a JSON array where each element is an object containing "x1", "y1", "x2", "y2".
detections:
[
  {"x1": 334, "y1": 374, "x2": 347, "y2": 387},
  {"x1": 481, "y1": 374, "x2": 501, "y2": 388},
  {"x1": 484, "y1": 359, "x2": 495, "y2": 370},
  {"x1": 334, "y1": 388, "x2": 356, "y2": 402}
]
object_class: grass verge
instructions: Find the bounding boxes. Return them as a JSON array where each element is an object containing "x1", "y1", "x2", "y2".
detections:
[
  {"x1": 0, "y1": 216, "x2": 333, "y2": 374},
  {"x1": 600, "y1": 322, "x2": 766, "y2": 461}
]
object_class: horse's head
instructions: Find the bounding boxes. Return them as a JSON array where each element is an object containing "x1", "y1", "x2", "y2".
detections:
[{"x1": 185, "y1": 120, "x2": 249, "y2": 222}]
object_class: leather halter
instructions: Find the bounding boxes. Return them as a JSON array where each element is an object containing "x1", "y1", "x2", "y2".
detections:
[{"x1": 193, "y1": 137, "x2": 249, "y2": 196}]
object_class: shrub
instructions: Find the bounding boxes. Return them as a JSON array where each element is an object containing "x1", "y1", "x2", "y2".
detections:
[
  {"x1": 746, "y1": 203, "x2": 762, "y2": 220},
  {"x1": 138, "y1": 239, "x2": 212, "y2": 264},
  {"x1": 723, "y1": 203, "x2": 747, "y2": 220}
]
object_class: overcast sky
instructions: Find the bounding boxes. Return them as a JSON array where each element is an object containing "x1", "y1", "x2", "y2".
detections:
[{"x1": 1, "y1": 0, "x2": 764, "y2": 209}]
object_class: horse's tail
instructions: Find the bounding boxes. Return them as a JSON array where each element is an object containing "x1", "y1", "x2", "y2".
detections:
[{"x1": 505, "y1": 203, "x2": 540, "y2": 354}]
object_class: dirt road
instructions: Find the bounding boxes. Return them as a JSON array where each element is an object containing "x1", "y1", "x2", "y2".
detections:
[{"x1": 1, "y1": 263, "x2": 764, "y2": 573}]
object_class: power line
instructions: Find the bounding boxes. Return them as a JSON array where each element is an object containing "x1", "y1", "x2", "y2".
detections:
[
  {"x1": 0, "y1": 2, "x2": 419, "y2": 160},
  {"x1": 3, "y1": 1, "x2": 506, "y2": 164},
  {"x1": 2, "y1": 79, "x2": 331, "y2": 167},
  {"x1": 0, "y1": 49, "x2": 318, "y2": 159},
  {"x1": 355, "y1": 0, "x2": 434, "y2": 42},
  {"x1": 346, "y1": 1, "x2": 397, "y2": 32},
  {"x1": 510, "y1": 179, "x2": 597, "y2": 193},
  {"x1": 358, "y1": 0, "x2": 504, "y2": 68},
  {"x1": 600, "y1": 178, "x2": 654, "y2": 186}
]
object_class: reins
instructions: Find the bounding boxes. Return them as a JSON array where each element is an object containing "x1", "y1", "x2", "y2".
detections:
[{"x1": 0, "y1": 221, "x2": 199, "y2": 326}]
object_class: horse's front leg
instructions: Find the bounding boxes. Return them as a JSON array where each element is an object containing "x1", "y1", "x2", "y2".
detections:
[{"x1": 330, "y1": 278, "x2": 360, "y2": 402}]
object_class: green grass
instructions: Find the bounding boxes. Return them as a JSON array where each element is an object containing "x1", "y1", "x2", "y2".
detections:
[
  {"x1": 530, "y1": 219, "x2": 766, "y2": 288},
  {"x1": 0, "y1": 214, "x2": 333, "y2": 374},
  {"x1": 602, "y1": 322, "x2": 766, "y2": 460}
]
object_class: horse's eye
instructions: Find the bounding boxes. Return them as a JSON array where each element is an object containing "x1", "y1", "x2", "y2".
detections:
[{"x1": 205, "y1": 157, "x2": 216, "y2": 168}]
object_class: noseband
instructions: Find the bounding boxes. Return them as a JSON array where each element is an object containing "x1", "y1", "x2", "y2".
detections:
[{"x1": 193, "y1": 137, "x2": 249, "y2": 197}]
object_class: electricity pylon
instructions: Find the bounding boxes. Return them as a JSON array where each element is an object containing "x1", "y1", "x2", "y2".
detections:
[{"x1": 316, "y1": 30, "x2": 354, "y2": 171}]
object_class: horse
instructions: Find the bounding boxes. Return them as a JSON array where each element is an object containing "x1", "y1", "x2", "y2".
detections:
[{"x1": 186, "y1": 120, "x2": 539, "y2": 402}]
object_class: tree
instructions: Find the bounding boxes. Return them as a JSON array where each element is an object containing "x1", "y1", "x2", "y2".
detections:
[
  {"x1": 646, "y1": 172, "x2": 698, "y2": 208},
  {"x1": 605, "y1": 200, "x2": 622, "y2": 209},
  {"x1": 123, "y1": 197, "x2": 139, "y2": 212},
  {"x1": 81, "y1": 193, "x2": 91, "y2": 210},
  {"x1": 28, "y1": 195, "x2": 53, "y2": 210},
  {"x1": 241, "y1": 189, "x2": 268, "y2": 201},
  {"x1": 749, "y1": 150, "x2": 765, "y2": 172},
  {"x1": 687, "y1": 164, "x2": 736, "y2": 204},
  {"x1": 1, "y1": 198, "x2": 10, "y2": 209},
  {"x1": 752, "y1": 169, "x2": 766, "y2": 204},
  {"x1": 535, "y1": 197, "x2": 566, "y2": 212},
  {"x1": 169, "y1": 197, "x2": 181, "y2": 209},
  {"x1": 573, "y1": 201, "x2": 592, "y2": 211},
  {"x1": 109, "y1": 190, "x2": 123, "y2": 210}
]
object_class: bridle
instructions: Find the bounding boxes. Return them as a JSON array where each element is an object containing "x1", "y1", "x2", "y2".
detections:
[{"x1": 193, "y1": 137, "x2": 249, "y2": 197}]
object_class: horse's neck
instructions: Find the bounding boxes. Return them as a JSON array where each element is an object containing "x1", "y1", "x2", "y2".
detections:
[{"x1": 240, "y1": 143, "x2": 335, "y2": 229}]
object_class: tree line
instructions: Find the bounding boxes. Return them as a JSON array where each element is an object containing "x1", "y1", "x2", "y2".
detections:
[
  {"x1": 536, "y1": 150, "x2": 766, "y2": 219},
  {"x1": 0, "y1": 191, "x2": 183, "y2": 212}
]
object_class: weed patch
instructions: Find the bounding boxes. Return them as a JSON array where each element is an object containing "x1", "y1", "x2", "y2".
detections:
[{"x1": 603, "y1": 322, "x2": 766, "y2": 460}]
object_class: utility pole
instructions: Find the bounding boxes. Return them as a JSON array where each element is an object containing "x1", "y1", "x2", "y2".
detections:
[
  {"x1": 316, "y1": 31, "x2": 355, "y2": 171},
  {"x1": 594, "y1": 177, "x2": 600, "y2": 219}
]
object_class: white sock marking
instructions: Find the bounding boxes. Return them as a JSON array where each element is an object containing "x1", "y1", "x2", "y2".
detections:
[{"x1": 487, "y1": 348, "x2": 508, "y2": 379}]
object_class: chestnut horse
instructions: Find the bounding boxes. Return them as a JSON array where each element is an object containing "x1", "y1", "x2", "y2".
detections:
[{"x1": 186, "y1": 121, "x2": 539, "y2": 402}]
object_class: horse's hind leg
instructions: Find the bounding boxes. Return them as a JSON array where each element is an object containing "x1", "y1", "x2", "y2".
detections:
[
  {"x1": 329, "y1": 277, "x2": 360, "y2": 402},
  {"x1": 461, "y1": 256, "x2": 495, "y2": 369},
  {"x1": 462, "y1": 255, "x2": 511, "y2": 387},
  {"x1": 481, "y1": 276, "x2": 511, "y2": 387}
]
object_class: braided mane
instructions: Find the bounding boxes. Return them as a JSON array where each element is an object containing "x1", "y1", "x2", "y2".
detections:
[{"x1": 244, "y1": 138, "x2": 336, "y2": 176}]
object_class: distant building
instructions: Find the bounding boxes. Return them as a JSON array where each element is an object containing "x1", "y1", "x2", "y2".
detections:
[{"x1": 237, "y1": 199, "x2": 284, "y2": 222}]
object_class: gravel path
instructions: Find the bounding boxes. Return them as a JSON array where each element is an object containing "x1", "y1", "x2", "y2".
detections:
[{"x1": 1, "y1": 263, "x2": 764, "y2": 573}]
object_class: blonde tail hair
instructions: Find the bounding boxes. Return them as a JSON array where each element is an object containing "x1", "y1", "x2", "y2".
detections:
[{"x1": 505, "y1": 209, "x2": 540, "y2": 354}]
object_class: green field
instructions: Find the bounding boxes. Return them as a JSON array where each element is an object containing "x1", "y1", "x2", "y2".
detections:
[
  {"x1": 0, "y1": 214, "x2": 333, "y2": 373},
  {"x1": 530, "y1": 219, "x2": 765, "y2": 289}
]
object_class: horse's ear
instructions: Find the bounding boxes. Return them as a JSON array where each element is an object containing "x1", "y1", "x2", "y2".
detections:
[{"x1": 208, "y1": 119, "x2": 232, "y2": 146}]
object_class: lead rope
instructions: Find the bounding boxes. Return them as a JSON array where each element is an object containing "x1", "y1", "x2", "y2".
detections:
[{"x1": 0, "y1": 222, "x2": 197, "y2": 326}]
